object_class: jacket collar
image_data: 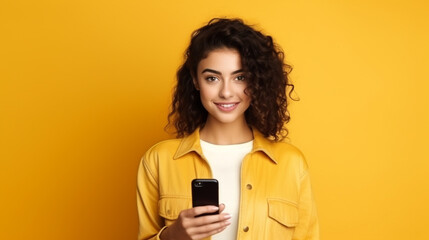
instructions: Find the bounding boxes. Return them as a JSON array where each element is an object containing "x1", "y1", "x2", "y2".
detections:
[{"x1": 173, "y1": 127, "x2": 277, "y2": 164}]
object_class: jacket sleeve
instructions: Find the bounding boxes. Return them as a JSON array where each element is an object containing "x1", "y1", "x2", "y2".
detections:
[
  {"x1": 137, "y1": 155, "x2": 165, "y2": 240},
  {"x1": 293, "y1": 170, "x2": 319, "y2": 240}
]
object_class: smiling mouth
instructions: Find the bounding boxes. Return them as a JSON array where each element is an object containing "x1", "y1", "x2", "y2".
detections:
[
  {"x1": 219, "y1": 103, "x2": 235, "y2": 107},
  {"x1": 215, "y1": 102, "x2": 239, "y2": 111}
]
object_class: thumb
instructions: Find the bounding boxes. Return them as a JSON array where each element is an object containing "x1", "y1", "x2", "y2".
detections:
[{"x1": 219, "y1": 203, "x2": 226, "y2": 213}]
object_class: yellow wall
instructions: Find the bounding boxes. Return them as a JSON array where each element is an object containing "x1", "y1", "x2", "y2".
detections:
[{"x1": 1, "y1": 0, "x2": 428, "y2": 239}]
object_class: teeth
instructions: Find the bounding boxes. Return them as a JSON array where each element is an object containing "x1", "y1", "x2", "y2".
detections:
[{"x1": 220, "y1": 104, "x2": 235, "y2": 108}]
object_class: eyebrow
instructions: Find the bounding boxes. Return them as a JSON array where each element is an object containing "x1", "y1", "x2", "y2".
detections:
[{"x1": 201, "y1": 68, "x2": 244, "y2": 75}]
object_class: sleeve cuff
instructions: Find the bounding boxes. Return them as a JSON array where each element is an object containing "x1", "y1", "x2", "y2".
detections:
[{"x1": 156, "y1": 226, "x2": 169, "y2": 240}]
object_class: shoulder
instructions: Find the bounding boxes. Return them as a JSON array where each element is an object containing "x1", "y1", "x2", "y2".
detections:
[
  {"x1": 252, "y1": 128, "x2": 307, "y2": 167},
  {"x1": 138, "y1": 139, "x2": 183, "y2": 180},
  {"x1": 267, "y1": 141, "x2": 309, "y2": 173},
  {"x1": 271, "y1": 141, "x2": 305, "y2": 159},
  {"x1": 142, "y1": 138, "x2": 182, "y2": 162}
]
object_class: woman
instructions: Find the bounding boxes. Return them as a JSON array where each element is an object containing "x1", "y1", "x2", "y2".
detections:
[{"x1": 137, "y1": 18, "x2": 319, "y2": 240}]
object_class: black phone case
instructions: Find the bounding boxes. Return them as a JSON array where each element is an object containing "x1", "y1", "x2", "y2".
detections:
[{"x1": 192, "y1": 179, "x2": 219, "y2": 216}]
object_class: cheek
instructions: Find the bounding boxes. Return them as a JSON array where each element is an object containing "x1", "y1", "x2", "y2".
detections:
[
  {"x1": 240, "y1": 86, "x2": 251, "y2": 102},
  {"x1": 199, "y1": 85, "x2": 217, "y2": 100},
  {"x1": 198, "y1": 88, "x2": 214, "y2": 111},
  {"x1": 199, "y1": 88, "x2": 210, "y2": 101}
]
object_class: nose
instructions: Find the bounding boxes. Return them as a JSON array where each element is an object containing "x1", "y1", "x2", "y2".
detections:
[{"x1": 219, "y1": 80, "x2": 233, "y2": 99}]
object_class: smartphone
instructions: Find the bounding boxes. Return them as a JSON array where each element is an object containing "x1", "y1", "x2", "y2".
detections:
[{"x1": 191, "y1": 179, "x2": 219, "y2": 217}]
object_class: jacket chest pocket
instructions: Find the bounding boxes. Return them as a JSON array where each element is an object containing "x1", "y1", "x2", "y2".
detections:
[
  {"x1": 158, "y1": 197, "x2": 191, "y2": 226},
  {"x1": 265, "y1": 198, "x2": 298, "y2": 239}
]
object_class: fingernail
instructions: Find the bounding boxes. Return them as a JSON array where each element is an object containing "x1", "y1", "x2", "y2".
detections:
[{"x1": 224, "y1": 214, "x2": 232, "y2": 219}]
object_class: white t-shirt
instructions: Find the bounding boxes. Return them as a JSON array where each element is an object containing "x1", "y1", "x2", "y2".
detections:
[{"x1": 200, "y1": 139, "x2": 253, "y2": 240}]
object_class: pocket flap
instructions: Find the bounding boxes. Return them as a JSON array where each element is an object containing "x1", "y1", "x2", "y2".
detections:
[
  {"x1": 158, "y1": 197, "x2": 191, "y2": 220},
  {"x1": 267, "y1": 198, "x2": 299, "y2": 227}
]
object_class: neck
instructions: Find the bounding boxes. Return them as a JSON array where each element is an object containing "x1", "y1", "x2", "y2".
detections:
[{"x1": 199, "y1": 118, "x2": 253, "y2": 145}]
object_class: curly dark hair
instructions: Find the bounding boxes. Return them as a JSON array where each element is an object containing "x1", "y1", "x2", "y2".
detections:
[{"x1": 167, "y1": 18, "x2": 295, "y2": 141}]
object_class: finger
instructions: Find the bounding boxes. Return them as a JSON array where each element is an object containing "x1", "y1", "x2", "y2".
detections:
[
  {"x1": 192, "y1": 226, "x2": 228, "y2": 240},
  {"x1": 190, "y1": 205, "x2": 219, "y2": 217},
  {"x1": 192, "y1": 218, "x2": 231, "y2": 235},
  {"x1": 192, "y1": 212, "x2": 231, "y2": 227},
  {"x1": 178, "y1": 206, "x2": 218, "y2": 219}
]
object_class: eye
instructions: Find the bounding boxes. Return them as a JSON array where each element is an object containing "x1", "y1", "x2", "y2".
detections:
[
  {"x1": 235, "y1": 75, "x2": 246, "y2": 81},
  {"x1": 205, "y1": 76, "x2": 219, "y2": 82}
]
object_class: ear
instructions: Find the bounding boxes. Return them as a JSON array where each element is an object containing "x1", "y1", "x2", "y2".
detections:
[{"x1": 193, "y1": 78, "x2": 200, "y2": 91}]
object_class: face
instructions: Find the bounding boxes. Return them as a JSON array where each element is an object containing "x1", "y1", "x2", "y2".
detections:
[{"x1": 195, "y1": 48, "x2": 251, "y2": 126}]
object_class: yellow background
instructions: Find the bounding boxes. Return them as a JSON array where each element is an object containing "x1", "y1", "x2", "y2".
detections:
[{"x1": 1, "y1": 0, "x2": 428, "y2": 239}]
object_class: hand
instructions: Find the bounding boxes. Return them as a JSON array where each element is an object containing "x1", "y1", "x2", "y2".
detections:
[{"x1": 160, "y1": 204, "x2": 231, "y2": 240}]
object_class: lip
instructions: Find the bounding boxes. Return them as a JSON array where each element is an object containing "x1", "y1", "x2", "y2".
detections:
[{"x1": 214, "y1": 102, "x2": 239, "y2": 112}]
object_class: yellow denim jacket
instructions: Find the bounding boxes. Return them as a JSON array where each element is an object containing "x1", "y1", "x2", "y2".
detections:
[{"x1": 137, "y1": 129, "x2": 319, "y2": 240}]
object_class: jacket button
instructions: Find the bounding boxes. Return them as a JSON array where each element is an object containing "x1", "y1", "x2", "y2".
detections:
[
  {"x1": 246, "y1": 184, "x2": 252, "y2": 190},
  {"x1": 243, "y1": 226, "x2": 249, "y2": 232}
]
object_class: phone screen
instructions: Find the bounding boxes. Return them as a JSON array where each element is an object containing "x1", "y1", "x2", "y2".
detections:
[{"x1": 192, "y1": 179, "x2": 219, "y2": 216}]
